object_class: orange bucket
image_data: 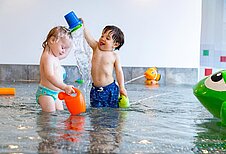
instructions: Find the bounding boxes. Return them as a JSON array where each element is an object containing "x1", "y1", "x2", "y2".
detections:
[{"x1": 58, "y1": 87, "x2": 86, "y2": 115}]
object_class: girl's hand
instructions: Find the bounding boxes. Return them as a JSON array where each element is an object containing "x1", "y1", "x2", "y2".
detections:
[{"x1": 64, "y1": 85, "x2": 75, "y2": 95}]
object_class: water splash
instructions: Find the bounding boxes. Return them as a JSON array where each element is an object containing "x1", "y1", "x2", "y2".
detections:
[{"x1": 71, "y1": 27, "x2": 92, "y2": 102}]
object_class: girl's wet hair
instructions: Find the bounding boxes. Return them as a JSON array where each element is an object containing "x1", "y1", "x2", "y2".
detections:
[
  {"x1": 42, "y1": 26, "x2": 72, "y2": 48},
  {"x1": 103, "y1": 25, "x2": 124, "y2": 50}
]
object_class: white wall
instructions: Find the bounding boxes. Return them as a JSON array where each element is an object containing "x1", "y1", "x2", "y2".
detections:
[{"x1": 0, "y1": 0, "x2": 201, "y2": 68}]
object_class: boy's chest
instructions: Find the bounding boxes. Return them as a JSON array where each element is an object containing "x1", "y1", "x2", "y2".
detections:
[{"x1": 93, "y1": 51, "x2": 115, "y2": 64}]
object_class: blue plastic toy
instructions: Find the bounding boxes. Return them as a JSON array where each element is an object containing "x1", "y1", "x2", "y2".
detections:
[{"x1": 64, "y1": 11, "x2": 82, "y2": 32}]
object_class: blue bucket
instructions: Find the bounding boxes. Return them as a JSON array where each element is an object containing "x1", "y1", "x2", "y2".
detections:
[{"x1": 64, "y1": 11, "x2": 82, "y2": 32}]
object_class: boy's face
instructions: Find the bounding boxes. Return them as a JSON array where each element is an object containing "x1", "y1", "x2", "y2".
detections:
[{"x1": 98, "y1": 30, "x2": 118, "y2": 51}]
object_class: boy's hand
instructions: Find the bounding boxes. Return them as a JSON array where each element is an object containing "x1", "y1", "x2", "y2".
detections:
[
  {"x1": 120, "y1": 88, "x2": 127, "y2": 97},
  {"x1": 79, "y1": 18, "x2": 83, "y2": 23}
]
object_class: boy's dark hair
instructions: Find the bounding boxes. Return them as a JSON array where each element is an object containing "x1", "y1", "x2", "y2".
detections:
[{"x1": 103, "y1": 25, "x2": 124, "y2": 50}]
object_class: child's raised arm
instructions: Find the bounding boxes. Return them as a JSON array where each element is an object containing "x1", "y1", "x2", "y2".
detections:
[{"x1": 80, "y1": 18, "x2": 98, "y2": 50}]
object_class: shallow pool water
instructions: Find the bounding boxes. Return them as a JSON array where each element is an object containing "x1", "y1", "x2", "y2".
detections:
[{"x1": 0, "y1": 82, "x2": 225, "y2": 153}]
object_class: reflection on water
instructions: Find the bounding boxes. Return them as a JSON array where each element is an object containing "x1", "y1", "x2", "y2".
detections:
[
  {"x1": 62, "y1": 115, "x2": 85, "y2": 143},
  {"x1": 88, "y1": 108, "x2": 127, "y2": 153},
  {"x1": 36, "y1": 111, "x2": 87, "y2": 153},
  {"x1": 36, "y1": 109, "x2": 127, "y2": 153},
  {"x1": 36, "y1": 112, "x2": 60, "y2": 153},
  {"x1": 2, "y1": 82, "x2": 226, "y2": 153},
  {"x1": 192, "y1": 118, "x2": 226, "y2": 153}
]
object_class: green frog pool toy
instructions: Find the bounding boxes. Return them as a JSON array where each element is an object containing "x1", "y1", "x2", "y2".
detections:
[{"x1": 193, "y1": 70, "x2": 226, "y2": 125}]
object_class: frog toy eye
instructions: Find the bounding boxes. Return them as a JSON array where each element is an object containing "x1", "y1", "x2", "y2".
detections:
[
  {"x1": 205, "y1": 71, "x2": 226, "y2": 91},
  {"x1": 211, "y1": 72, "x2": 222, "y2": 82}
]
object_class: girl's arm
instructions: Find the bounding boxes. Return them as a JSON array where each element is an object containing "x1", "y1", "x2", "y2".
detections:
[{"x1": 43, "y1": 56, "x2": 74, "y2": 94}]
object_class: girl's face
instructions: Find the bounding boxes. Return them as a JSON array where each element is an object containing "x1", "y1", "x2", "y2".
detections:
[
  {"x1": 98, "y1": 30, "x2": 118, "y2": 51},
  {"x1": 50, "y1": 36, "x2": 72, "y2": 59}
]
